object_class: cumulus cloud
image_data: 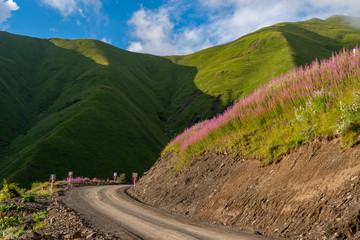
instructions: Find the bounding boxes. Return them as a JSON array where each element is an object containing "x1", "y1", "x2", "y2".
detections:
[
  {"x1": 127, "y1": 8, "x2": 177, "y2": 55},
  {"x1": 127, "y1": 6, "x2": 214, "y2": 55},
  {"x1": 127, "y1": 0, "x2": 360, "y2": 55},
  {"x1": 0, "y1": 0, "x2": 19, "y2": 25}
]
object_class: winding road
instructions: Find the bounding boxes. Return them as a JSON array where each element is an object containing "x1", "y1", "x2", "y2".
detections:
[{"x1": 62, "y1": 185, "x2": 271, "y2": 240}]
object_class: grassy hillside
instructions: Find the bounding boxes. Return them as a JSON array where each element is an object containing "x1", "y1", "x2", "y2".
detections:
[
  {"x1": 165, "y1": 47, "x2": 360, "y2": 169},
  {"x1": 1, "y1": 16, "x2": 360, "y2": 186},
  {"x1": 164, "y1": 16, "x2": 360, "y2": 144},
  {"x1": 0, "y1": 32, "x2": 217, "y2": 185},
  {"x1": 167, "y1": 17, "x2": 360, "y2": 101}
]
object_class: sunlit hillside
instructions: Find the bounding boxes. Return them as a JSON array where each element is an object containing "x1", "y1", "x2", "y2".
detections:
[{"x1": 1, "y1": 15, "x2": 360, "y2": 186}]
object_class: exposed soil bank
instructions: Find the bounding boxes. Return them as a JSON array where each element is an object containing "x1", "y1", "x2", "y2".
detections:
[{"x1": 129, "y1": 136, "x2": 360, "y2": 239}]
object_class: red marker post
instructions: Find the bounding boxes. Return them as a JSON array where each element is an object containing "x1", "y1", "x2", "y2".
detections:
[
  {"x1": 132, "y1": 173, "x2": 138, "y2": 188},
  {"x1": 49, "y1": 174, "x2": 56, "y2": 192},
  {"x1": 68, "y1": 171, "x2": 73, "y2": 185},
  {"x1": 113, "y1": 172, "x2": 117, "y2": 182}
]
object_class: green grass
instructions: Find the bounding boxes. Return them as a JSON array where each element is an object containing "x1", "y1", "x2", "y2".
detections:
[
  {"x1": 1, "y1": 16, "x2": 360, "y2": 186},
  {"x1": 164, "y1": 48, "x2": 360, "y2": 172},
  {"x1": 0, "y1": 32, "x2": 217, "y2": 186}
]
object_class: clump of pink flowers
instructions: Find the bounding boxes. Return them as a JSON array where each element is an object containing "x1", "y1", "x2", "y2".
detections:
[
  {"x1": 169, "y1": 47, "x2": 360, "y2": 153},
  {"x1": 63, "y1": 177, "x2": 110, "y2": 183}
]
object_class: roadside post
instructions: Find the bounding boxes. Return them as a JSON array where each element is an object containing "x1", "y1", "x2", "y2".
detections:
[
  {"x1": 132, "y1": 172, "x2": 138, "y2": 188},
  {"x1": 68, "y1": 171, "x2": 73, "y2": 185},
  {"x1": 113, "y1": 172, "x2": 117, "y2": 182},
  {"x1": 49, "y1": 174, "x2": 56, "y2": 192}
]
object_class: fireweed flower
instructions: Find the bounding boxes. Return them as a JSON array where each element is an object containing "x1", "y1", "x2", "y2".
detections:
[{"x1": 167, "y1": 48, "x2": 360, "y2": 153}]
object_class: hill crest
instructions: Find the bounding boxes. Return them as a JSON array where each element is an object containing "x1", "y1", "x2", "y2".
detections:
[{"x1": 1, "y1": 15, "x2": 360, "y2": 185}]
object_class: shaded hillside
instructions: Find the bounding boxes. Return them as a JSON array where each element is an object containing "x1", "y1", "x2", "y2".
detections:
[
  {"x1": 1, "y1": 15, "x2": 360, "y2": 186},
  {"x1": 0, "y1": 32, "x2": 218, "y2": 185}
]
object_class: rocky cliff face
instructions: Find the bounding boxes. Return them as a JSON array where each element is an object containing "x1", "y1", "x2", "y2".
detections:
[{"x1": 129, "y1": 136, "x2": 360, "y2": 239}]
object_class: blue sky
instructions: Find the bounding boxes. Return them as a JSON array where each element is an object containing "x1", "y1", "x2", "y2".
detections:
[{"x1": 0, "y1": 0, "x2": 359, "y2": 55}]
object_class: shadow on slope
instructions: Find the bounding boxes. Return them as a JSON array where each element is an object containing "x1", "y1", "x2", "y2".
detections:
[
  {"x1": 278, "y1": 23, "x2": 339, "y2": 66},
  {"x1": 0, "y1": 33, "x2": 226, "y2": 186}
]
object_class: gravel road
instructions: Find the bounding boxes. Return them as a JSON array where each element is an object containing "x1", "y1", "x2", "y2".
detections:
[{"x1": 62, "y1": 185, "x2": 271, "y2": 240}]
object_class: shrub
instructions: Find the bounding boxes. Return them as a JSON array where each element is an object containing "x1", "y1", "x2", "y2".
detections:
[
  {"x1": 0, "y1": 216, "x2": 20, "y2": 228},
  {"x1": 32, "y1": 222, "x2": 46, "y2": 230},
  {"x1": 335, "y1": 92, "x2": 360, "y2": 134},
  {"x1": 16, "y1": 206, "x2": 24, "y2": 212},
  {"x1": 0, "y1": 205, "x2": 16, "y2": 213},
  {"x1": 0, "y1": 226, "x2": 28, "y2": 239},
  {"x1": 32, "y1": 211, "x2": 47, "y2": 222},
  {"x1": 0, "y1": 180, "x2": 21, "y2": 201},
  {"x1": 22, "y1": 195, "x2": 35, "y2": 203}
]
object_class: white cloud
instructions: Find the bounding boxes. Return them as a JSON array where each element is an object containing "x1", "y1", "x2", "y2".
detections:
[
  {"x1": 100, "y1": 37, "x2": 112, "y2": 44},
  {"x1": 0, "y1": 0, "x2": 19, "y2": 25},
  {"x1": 127, "y1": 8, "x2": 177, "y2": 55},
  {"x1": 128, "y1": 41, "x2": 143, "y2": 52},
  {"x1": 127, "y1": 0, "x2": 360, "y2": 55},
  {"x1": 311, "y1": 0, "x2": 360, "y2": 14},
  {"x1": 42, "y1": 0, "x2": 77, "y2": 16},
  {"x1": 41, "y1": 0, "x2": 104, "y2": 19}
]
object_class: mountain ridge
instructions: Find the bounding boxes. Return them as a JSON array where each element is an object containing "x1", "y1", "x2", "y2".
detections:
[{"x1": 1, "y1": 15, "x2": 360, "y2": 185}]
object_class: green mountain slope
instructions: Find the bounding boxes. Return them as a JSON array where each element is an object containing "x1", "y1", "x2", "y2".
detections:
[
  {"x1": 1, "y1": 16, "x2": 360, "y2": 186},
  {"x1": 167, "y1": 17, "x2": 360, "y2": 102},
  {"x1": 326, "y1": 15, "x2": 360, "y2": 31},
  {"x1": 0, "y1": 32, "x2": 216, "y2": 185}
]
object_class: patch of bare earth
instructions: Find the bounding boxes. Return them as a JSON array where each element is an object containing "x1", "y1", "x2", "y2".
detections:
[
  {"x1": 1, "y1": 185, "x2": 133, "y2": 239},
  {"x1": 129, "y1": 136, "x2": 360, "y2": 239}
]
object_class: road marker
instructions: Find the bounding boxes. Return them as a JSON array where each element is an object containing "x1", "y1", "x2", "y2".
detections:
[
  {"x1": 49, "y1": 174, "x2": 56, "y2": 192},
  {"x1": 68, "y1": 171, "x2": 73, "y2": 185},
  {"x1": 113, "y1": 172, "x2": 117, "y2": 182},
  {"x1": 132, "y1": 172, "x2": 138, "y2": 188}
]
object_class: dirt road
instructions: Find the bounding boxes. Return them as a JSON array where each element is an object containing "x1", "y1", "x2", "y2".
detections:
[{"x1": 62, "y1": 185, "x2": 271, "y2": 240}]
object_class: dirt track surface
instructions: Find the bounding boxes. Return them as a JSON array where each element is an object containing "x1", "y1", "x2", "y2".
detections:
[{"x1": 62, "y1": 185, "x2": 270, "y2": 240}]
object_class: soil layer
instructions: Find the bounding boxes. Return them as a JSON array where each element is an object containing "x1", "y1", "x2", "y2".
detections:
[{"x1": 129, "y1": 136, "x2": 360, "y2": 239}]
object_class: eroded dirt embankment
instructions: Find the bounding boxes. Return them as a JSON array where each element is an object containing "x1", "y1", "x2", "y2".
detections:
[{"x1": 129, "y1": 136, "x2": 360, "y2": 239}]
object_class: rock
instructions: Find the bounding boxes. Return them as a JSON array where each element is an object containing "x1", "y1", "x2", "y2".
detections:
[{"x1": 86, "y1": 232, "x2": 96, "y2": 239}]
